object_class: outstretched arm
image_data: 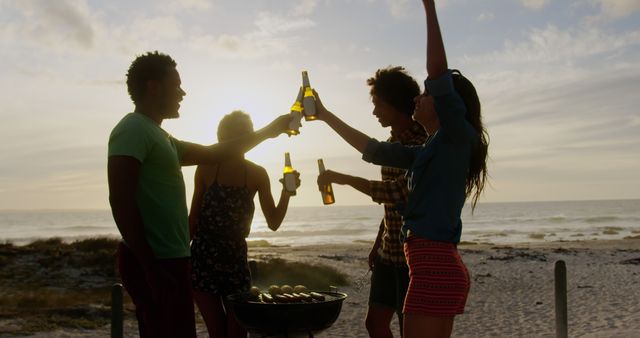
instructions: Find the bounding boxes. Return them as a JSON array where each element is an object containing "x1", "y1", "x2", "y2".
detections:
[
  {"x1": 312, "y1": 87, "x2": 418, "y2": 168},
  {"x1": 313, "y1": 91, "x2": 371, "y2": 154},
  {"x1": 423, "y1": 0, "x2": 448, "y2": 79},
  {"x1": 317, "y1": 170, "x2": 371, "y2": 196},
  {"x1": 181, "y1": 114, "x2": 291, "y2": 166}
]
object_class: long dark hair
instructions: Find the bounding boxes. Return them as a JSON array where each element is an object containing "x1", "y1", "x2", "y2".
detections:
[{"x1": 452, "y1": 70, "x2": 489, "y2": 211}]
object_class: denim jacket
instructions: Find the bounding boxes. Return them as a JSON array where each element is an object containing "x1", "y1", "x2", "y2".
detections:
[{"x1": 362, "y1": 70, "x2": 478, "y2": 244}]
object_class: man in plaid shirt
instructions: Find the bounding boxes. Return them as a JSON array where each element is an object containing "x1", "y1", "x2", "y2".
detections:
[{"x1": 317, "y1": 66, "x2": 428, "y2": 338}]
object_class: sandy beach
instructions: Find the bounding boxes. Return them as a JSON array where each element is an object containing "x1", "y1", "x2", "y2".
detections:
[{"x1": 6, "y1": 238, "x2": 640, "y2": 338}]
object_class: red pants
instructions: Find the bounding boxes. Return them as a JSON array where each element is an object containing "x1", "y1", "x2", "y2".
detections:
[{"x1": 117, "y1": 242, "x2": 196, "y2": 338}]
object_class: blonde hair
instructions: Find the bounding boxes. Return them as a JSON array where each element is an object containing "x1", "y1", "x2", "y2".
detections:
[{"x1": 217, "y1": 110, "x2": 254, "y2": 142}]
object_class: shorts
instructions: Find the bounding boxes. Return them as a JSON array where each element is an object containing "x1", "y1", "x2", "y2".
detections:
[
  {"x1": 369, "y1": 257, "x2": 410, "y2": 313},
  {"x1": 403, "y1": 235, "x2": 470, "y2": 317}
]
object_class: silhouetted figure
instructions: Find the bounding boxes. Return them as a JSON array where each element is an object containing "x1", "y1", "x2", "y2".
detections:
[{"x1": 108, "y1": 51, "x2": 290, "y2": 338}]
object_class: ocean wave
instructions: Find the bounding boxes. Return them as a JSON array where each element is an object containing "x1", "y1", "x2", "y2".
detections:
[
  {"x1": 249, "y1": 228, "x2": 374, "y2": 238},
  {"x1": 583, "y1": 216, "x2": 622, "y2": 223}
]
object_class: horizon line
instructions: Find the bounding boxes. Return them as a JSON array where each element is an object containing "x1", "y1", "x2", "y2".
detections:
[{"x1": 1, "y1": 197, "x2": 638, "y2": 212}]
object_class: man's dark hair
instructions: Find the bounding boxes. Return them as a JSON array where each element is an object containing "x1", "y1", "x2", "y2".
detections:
[
  {"x1": 126, "y1": 51, "x2": 177, "y2": 105},
  {"x1": 367, "y1": 66, "x2": 420, "y2": 116}
]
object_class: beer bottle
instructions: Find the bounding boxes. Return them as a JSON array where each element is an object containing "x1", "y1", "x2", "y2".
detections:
[
  {"x1": 301, "y1": 71, "x2": 317, "y2": 121},
  {"x1": 317, "y1": 159, "x2": 335, "y2": 205},
  {"x1": 283, "y1": 153, "x2": 297, "y2": 196},
  {"x1": 287, "y1": 87, "x2": 304, "y2": 136}
]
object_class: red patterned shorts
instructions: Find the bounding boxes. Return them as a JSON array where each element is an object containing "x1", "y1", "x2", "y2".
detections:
[{"x1": 403, "y1": 235, "x2": 470, "y2": 317}]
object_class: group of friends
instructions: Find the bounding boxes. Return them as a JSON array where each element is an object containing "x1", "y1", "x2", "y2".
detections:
[{"x1": 107, "y1": 1, "x2": 489, "y2": 337}]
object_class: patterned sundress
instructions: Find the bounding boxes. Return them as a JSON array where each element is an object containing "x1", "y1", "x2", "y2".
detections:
[{"x1": 191, "y1": 163, "x2": 255, "y2": 296}]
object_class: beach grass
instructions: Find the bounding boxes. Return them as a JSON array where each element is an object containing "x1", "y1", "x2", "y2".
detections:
[
  {"x1": 0, "y1": 237, "x2": 350, "y2": 336},
  {"x1": 251, "y1": 257, "x2": 349, "y2": 290}
]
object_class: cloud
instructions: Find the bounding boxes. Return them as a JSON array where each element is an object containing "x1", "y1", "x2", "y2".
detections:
[
  {"x1": 188, "y1": 33, "x2": 291, "y2": 59},
  {"x1": 455, "y1": 19, "x2": 640, "y2": 202},
  {"x1": 2, "y1": 0, "x2": 95, "y2": 50},
  {"x1": 255, "y1": 11, "x2": 315, "y2": 35},
  {"x1": 187, "y1": 11, "x2": 315, "y2": 59},
  {"x1": 386, "y1": 0, "x2": 410, "y2": 18},
  {"x1": 127, "y1": 16, "x2": 183, "y2": 41},
  {"x1": 290, "y1": 0, "x2": 319, "y2": 16},
  {"x1": 521, "y1": 0, "x2": 550, "y2": 10},
  {"x1": 477, "y1": 12, "x2": 495, "y2": 22},
  {"x1": 168, "y1": 0, "x2": 214, "y2": 11},
  {"x1": 588, "y1": 0, "x2": 640, "y2": 18},
  {"x1": 466, "y1": 25, "x2": 640, "y2": 65}
]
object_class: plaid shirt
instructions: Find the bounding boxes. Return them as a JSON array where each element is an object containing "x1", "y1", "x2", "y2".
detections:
[{"x1": 369, "y1": 122, "x2": 429, "y2": 266}]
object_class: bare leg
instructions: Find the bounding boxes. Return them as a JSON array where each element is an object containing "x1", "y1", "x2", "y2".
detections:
[
  {"x1": 226, "y1": 309, "x2": 247, "y2": 338},
  {"x1": 403, "y1": 313, "x2": 454, "y2": 338},
  {"x1": 366, "y1": 304, "x2": 396, "y2": 338},
  {"x1": 194, "y1": 291, "x2": 227, "y2": 338}
]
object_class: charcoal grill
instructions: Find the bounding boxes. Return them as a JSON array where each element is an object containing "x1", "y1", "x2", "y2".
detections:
[{"x1": 226, "y1": 290, "x2": 347, "y2": 337}]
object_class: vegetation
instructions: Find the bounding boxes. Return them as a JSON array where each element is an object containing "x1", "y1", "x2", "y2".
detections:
[
  {"x1": 251, "y1": 257, "x2": 349, "y2": 290},
  {"x1": 0, "y1": 238, "x2": 120, "y2": 336},
  {"x1": 0, "y1": 237, "x2": 349, "y2": 336}
]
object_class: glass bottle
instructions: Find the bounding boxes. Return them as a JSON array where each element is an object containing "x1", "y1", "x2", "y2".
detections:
[
  {"x1": 317, "y1": 159, "x2": 335, "y2": 204},
  {"x1": 283, "y1": 152, "x2": 297, "y2": 195},
  {"x1": 302, "y1": 71, "x2": 317, "y2": 121}
]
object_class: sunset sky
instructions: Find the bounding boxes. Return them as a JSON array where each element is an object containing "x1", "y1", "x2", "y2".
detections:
[{"x1": 1, "y1": 0, "x2": 639, "y2": 210}]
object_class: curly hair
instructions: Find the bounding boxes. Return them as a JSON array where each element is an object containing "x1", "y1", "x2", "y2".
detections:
[
  {"x1": 367, "y1": 66, "x2": 420, "y2": 116},
  {"x1": 126, "y1": 51, "x2": 177, "y2": 105},
  {"x1": 217, "y1": 110, "x2": 254, "y2": 142},
  {"x1": 451, "y1": 70, "x2": 489, "y2": 211}
]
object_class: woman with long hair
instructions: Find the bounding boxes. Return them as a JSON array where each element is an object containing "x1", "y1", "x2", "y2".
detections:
[{"x1": 314, "y1": 1, "x2": 488, "y2": 336}]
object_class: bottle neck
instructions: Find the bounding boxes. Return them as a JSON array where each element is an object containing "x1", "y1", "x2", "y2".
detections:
[
  {"x1": 285, "y1": 153, "x2": 292, "y2": 168},
  {"x1": 302, "y1": 71, "x2": 310, "y2": 88}
]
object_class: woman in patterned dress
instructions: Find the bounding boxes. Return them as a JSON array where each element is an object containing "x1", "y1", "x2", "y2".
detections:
[{"x1": 189, "y1": 110, "x2": 300, "y2": 338}]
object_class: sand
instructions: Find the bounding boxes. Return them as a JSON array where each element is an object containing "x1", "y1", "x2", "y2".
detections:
[{"x1": 19, "y1": 238, "x2": 640, "y2": 337}]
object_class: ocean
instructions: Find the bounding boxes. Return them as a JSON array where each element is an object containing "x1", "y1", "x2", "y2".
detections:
[{"x1": 1, "y1": 199, "x2": 639, "y2": 246}]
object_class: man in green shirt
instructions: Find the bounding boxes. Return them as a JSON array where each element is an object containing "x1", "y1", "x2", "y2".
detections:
[{"x1": 108, "y1": 51, "x2": 289, "y2": 337}]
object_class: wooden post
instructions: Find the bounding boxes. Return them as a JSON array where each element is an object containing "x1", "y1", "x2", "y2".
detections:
[
  {"x1": 554, "y1": 260, "x2": 568, "y2": 338},
  {"x1": 111, "y1": 283, "x2": 123, "y2": 338},
  {"x1": 249, "y1": 260, "x2": 258, "y2": 280}
]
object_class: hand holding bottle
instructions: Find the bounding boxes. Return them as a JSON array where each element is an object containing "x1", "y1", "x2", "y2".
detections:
[
  {"x1": 317, "y1": 169, "x2": 342, "y2": 186},
  {"x1": 282, "y1": 153, "x2": 301, "y2": 196},
  {"x1": 262, "y1": 114, "x2": 294, "y2": 139},
  {"x1": 279, "y1": 171, "x2": 301, "y2": 196},
  {"x1": 310, "y1": 89, "x2": 332, "y2": 122},
  {"x1": 317, "y1": 159, "x2": 335, "y2": 205},
  {"x1": 286, "y1": 87, "x2": 304, "y2": 136}
]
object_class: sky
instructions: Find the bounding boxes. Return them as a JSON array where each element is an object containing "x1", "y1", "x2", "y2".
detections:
[{"x1": 0, "y1": 0, "x2": 639, "y2": 210}]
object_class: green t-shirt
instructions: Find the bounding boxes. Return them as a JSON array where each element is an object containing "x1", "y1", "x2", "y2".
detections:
[{"x1": 108, "y1": 112, "x2": 190, "y2": 258}]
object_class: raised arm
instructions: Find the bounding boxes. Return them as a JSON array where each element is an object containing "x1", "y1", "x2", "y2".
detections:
[
  {"x1": 313, "y1": 90, "x2": 371, "y2": 153},
  {"x1": 423, "y1": 0, "x2": 448, "y2": 79},
  {"x1": 257, "y1": 167, "x2": 297, "y2": 231},
  {"x1": 181, "y1": 114, "x2": 291, "y2": 166}
]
